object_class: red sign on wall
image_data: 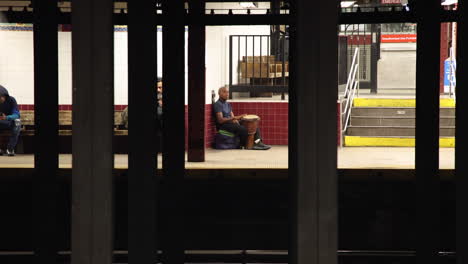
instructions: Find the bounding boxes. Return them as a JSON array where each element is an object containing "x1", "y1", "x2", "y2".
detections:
[{"x1": 381, "y1": 34, "x2": 417, "y2": 43}]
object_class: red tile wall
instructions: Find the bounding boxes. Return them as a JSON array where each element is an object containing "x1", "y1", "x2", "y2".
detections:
[
  {"x1": 19, "y1": 103, "x2": 290, "y2": 147},
  {"x1": 205, "y1": 105, "x2": 216, "y2": 148},
  {"x1": 230, "y1": 102, "x2": 289, "y2": 146},
  {"x1": 204, "y1": 102, "x2": 289, "y2": 147}
]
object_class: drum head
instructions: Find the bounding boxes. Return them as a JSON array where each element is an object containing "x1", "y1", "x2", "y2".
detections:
[{"x1": 242, "y1": 114, "x2": 260, "y2": 121}]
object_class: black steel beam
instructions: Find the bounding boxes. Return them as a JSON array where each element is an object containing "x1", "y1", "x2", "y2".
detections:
[
  {"x1": 71, "y1": 0, "x2": 115, "y2": 263},
  {"x1": 3, "y1": 7, "x2": 463, "y2": 25},
  {"x1": 32, "y1": 0, "x2": 58, "y2": 263},
  {"x1": 127, "y1": 0, "x2": 158, "y2": 263},
  {"x1": 188, "y1": 0, "x2": 206, "y2": 162},
  {"x1": 456, "y1": 0, "x2": 468, "y2": 263},
  {"x1": 290, "y1": 0, "x2": 338, "y2": 264},
  {"x1": 415, "y1": 0, "x2": 441, "y2": 264},
  {"x1": 162, "y1": 0, "x2": 186, "y2": 263}
]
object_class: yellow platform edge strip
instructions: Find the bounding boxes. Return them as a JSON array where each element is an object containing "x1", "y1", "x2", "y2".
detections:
[
  {"x1": 353, "y1": 98, "x2": 455, "y2": 108},
  {"x1": 345, "y1": 136, "x2": 455, "y2": 148}
]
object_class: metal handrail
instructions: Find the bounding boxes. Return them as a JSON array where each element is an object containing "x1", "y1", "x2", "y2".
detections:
[
  {"x1": 342, "y1": 47, "x2": 360, "y2": 136},
  {"x1": 343, "y1": 47, "x2": 360, "y2": 98}
]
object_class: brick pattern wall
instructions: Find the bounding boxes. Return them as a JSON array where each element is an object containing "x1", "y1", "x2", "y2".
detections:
[
  {"x1": 19, "y1": 102, "x2": 290, "y2": 147},
  {"x1": 232, "y1": 102, "x2": 288, "y2": 145},
  {"x1": 205, "y1": 105, "x2": 216, "y2": 148}
]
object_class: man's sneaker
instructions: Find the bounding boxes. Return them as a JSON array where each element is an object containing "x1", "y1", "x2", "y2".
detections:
[
  {"x1": 258, "y1": 142, "x2": 271, "y2": 149},
  {"x1": 6, "y1": 149, "x2": 15, "y2": 156},
  {"x1": 252, "y1": 142, "x2": 271, "y2": 150},
  {"x1": 0, "y1": 149, "x2": 4, "y2": 156}
]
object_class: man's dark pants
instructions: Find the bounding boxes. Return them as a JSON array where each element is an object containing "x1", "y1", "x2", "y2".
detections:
[
  {"x1": 0, "y1": 120, "x2": 21, "y2": 150},
  {"x1": 219, "y1": 122, "x2": 260, "y2": 147}
]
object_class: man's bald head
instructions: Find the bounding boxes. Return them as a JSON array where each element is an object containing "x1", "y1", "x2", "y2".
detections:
[{"x1": 218, "y1": 87, "x2": 229, "y2": 101}]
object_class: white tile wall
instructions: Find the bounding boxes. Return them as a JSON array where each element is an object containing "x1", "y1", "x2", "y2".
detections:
[{"x1": 0, "y1": 25, "x2": 268, "y2": 106}]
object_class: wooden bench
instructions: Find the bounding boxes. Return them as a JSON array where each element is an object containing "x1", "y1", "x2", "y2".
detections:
[
  {"x1": 14, "y1": 110, "x2": 128, "y2": 135},
  {"x1": 0, "y1": 110, "x2": 129, "y2": 153}
]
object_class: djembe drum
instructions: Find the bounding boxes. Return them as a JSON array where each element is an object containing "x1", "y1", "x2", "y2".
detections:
[{"x1": 241, "y1": 114, "x2": 260, "y2": 149}]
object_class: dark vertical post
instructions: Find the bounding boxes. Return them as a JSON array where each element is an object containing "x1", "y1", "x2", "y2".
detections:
[
  {"x1": 229, "y1": 35, "x2": 233, "y2": 88},
  {"x1": 415, "y1": 0, "x2": 440, "y2": 263},
  {"x1": 253, "y1": 36, "x2": 256, "y2": 87},
  {"x1": 71, "y1": 0, "x2": 114, "y2": 263},
  {"x1": 290, "y1": 0, "x2": 338, "y2": 264},
  {"x1": 267, "y1": 36, "x2": 271, "y2": 85},
  {"x1": 188, "y1": 0, "x2": 206, "y2": 162},
  {"x1": 128, "y1": 0, "x2": 158, "y2": 263},
  {"x1": 370, "y1": 24, "x2": 378, "y2": 94},
  {"x1": 456, "y1": 1, "x2": 468, "y2": 263},
  {"x1": 33, "y1": 0, "x2": 58, "y2": 263},
  {"x1": 271, "y1": 0, "x2": 281, "y2": 58},
  {"x1": 238, "y1": 36, "x2": 241, "y2": 84},
  {"x1": 260, "y1": 36, "x2": 263, "y2": 83},
  {"x1": 163, "y1": 0, "x2": 185, "y2": 263},
  {"x1": 281, "y1": 36, "x2": 286, "y2": 100}
]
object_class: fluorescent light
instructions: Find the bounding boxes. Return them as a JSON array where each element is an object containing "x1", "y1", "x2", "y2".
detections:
[
  {"x1": 341, "y1": 1, "x2": 356, "y2": 8},
  {"x1": 239, "y1": 2, "x2": 258, "y2": 8}
]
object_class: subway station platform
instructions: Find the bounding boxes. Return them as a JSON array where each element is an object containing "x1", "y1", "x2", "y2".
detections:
[{"x1": 0, "y1": 146, "x2": 455, "y2": 170}]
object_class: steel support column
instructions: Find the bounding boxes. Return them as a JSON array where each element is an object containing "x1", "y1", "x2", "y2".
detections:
[
  {"x1": 188, "y1": 0, "x2": 206, "y2": 162},
  {"x1": 33, "y1": 0, "x2": 58, "y2": 263},
  {"x1": 456, "y1": 0, "x2": 468, "y2": 263},
  {"x1": 415, "y1": 0, "x2": 441, "y2": 263},
  {"x1": 71, "y1": 0, "x2": 114, "y2": 263},
  {"x1": 128, "y1": 0, "x2": 158, "y2": 263},
  {"x1": 162, "y1": 0, "x2": 185, "y2": 263},
  {"x1": 290, "y1": 0, "x2": 338, "y2": 264}
]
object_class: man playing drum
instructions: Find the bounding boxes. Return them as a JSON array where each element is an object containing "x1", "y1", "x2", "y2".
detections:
[{"x1": 214, "y1": 87, "x2": 271, "y2": 150}]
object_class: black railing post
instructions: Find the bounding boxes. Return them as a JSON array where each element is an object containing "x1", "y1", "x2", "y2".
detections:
[
  {"x1": 370, "y1": 23, "x2": 378, "y2": 94},
  {"x1": 282, "y1": 35, "x2": 286, "y2": 100},
  {"x1": 127, "y1": 0, "x2": 158, "y2": 262},
  {"x1": 33, "y1": 0, "x2": 59, "y2": 262},
  {"x1": 229, "y1": 35, "x2": 233, "y2": 98}
]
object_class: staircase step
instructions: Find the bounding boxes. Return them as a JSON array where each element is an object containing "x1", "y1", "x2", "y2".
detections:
[
  {"x1": 350, "y1": 116, "x2": 455, "y2": 126},
  {"x1": 344, "y1": 136, "x2": 455, "y2": 147},
  {"x1": 351, "y1": 107, "x2": 455, "y2": 117},
  {"x1": 353, "y1": 98, "x2": 455, "y2": 107},
  {"x1": 347, "y1": 126, "x2": 455, "y2": 137}
]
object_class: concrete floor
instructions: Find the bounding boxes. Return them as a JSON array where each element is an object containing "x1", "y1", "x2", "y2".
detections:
[{"x1": 0, "y1": 146, "x2": 455, "y2": 169}]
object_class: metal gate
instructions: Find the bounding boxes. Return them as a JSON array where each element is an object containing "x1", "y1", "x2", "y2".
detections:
[
  {"x1": 339, "y1": 24, "x2": 380, "y2": 93},
  {"x1": 229, "y1": 34, "x2": 289, "y2": 99}
]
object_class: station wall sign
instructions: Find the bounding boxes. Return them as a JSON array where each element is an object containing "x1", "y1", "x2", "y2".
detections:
[
  {"x1": 381, "y1": 34, "x2": 417, "y2": 43},
  {"x1": 444, "y1": 58, "x2": 456, "y2": 93}
]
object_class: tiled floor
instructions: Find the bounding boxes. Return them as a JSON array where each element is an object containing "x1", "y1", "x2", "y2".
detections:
[{"x1": 0, "y1": 146, "x2": 455, "y2": 169}]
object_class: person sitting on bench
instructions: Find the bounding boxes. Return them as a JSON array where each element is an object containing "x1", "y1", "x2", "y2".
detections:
[
  {"x1": 214, "y1": 87, "x2": 270, "y2": 150},
  {"x1": 0, "y1": 85, "x2": 20, "y2": 156},
  {"x1": 122, "y1": 77, "x2": 163, "y2": 129}
]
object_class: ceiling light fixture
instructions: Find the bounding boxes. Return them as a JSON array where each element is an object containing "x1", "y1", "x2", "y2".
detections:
[
  {"x1": 441, "y1": 0, "x2": 457, "y2": 6},
  {"x1": 239, "y1": 2, "x2": 258, "y2": 8},
  {"x1": 340, "y1": 1, "x2": 356, "y2": 8}
]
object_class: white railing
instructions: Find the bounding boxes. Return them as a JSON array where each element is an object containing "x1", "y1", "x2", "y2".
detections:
[{"x1": 341, "y1": 47, "x2": 360, "y2": 138}]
